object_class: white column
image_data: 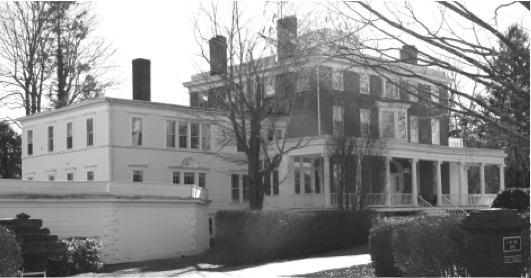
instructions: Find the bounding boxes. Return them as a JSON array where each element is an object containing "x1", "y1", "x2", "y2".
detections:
[
  {"x1": 499, "y1": 164, "x2": 505, "y2": 190},
  {"x1": 435, "y1": 161, "x2": 443, "y2": 206},
  {"x1": 458, "y1": 162, "x2": 466, "y2": 206},
  {"x1": 464, "y1": 166, "x2": 469, "y2": 196},
  {"x1": 385, "y1": 156, "x2": 391, "y2": 207},
  {"x1": 323, "y1": 155, "x2": 331, "y2": 207},
  {"x1": 411, "y1": 159, "x2": 418, "y2": 207},
  {"x1": 479, "y1": 163, "x2": 485, "y2": 205}
]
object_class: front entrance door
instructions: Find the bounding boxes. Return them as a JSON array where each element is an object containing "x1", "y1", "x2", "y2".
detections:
[{"x1": 389, "y1": 160, "x2": 405, "y2": 205}]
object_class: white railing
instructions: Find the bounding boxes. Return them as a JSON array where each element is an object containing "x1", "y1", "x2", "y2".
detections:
[
  {"x1": 442, "y1": 193, "x2": 495, "y2": 207},
  {"x1": 442, "y1": 196, "x2": 468, "y2": 216},
  {"x1": 0, "y1": 179, "x2": 208, "y2": 200},
  {"x1": 292, "y1": 193, "x2": 325, "y2": 208},
  {"x1": 330, "y1": 193, "x2": 356, "y2": 208},
  {"x1": 392, "y1": 193, "x2": 414, "y2": 207},
  {"x1": 330, "y1": 193, "x2": 413, "y2": 208},
  {"x1": 449, "y1": 138, "x2": 464, "y2": 148},
  {"x1": 418, "y1": 196, "x2": 447, "y2": 215},
  {"x1": 364, "y1": 193, "x2": 387, "y2": 207}
]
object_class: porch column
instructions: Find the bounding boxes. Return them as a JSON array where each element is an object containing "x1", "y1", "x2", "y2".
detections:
[
  {"x1": 385, "y1": 156, "x2": 391, "y2": 207},
  {"x1": 435, "y1": 161, "x2": 443, "y2": 206},
  {"x1": 323, "y1": 155, "x2": 331, "y2": 207},
  {"x1": 411, "y1": 159, "x2": 418, "y2": 207},
  {"x1": 499, "y1": 164, "x2": 505, "y2": 190},
  {"x1": 479, "y1": 163, "x2": 485, "y2": 205},
  {"x1": 458, "y1": 162, "x2": 466, "y2": 206}
]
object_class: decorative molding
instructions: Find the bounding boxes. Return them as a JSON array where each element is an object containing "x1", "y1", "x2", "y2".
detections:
[
  {"x1": 128, "y1": 164, "x2": 148, "y2": 168},
  {"x1": 168, "y1": 166, "x2": 210, "y2": 172}
]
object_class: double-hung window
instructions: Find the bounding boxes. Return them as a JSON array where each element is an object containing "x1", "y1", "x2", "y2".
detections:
[
  {"x1": 27, "y1": 130, "x2": 33, "y2": 156},
  {"x1": 404, "y1": 81, "x2": 418, "y2": 102},
  {"x1": 87, "y1": 171, "x2": 95, "y2": 181},
  {"x1": 87, "y1": 118, "x2": 94, "y2": 146},
  {"x1": 333, "y1": 105, "x2": 344, "y2": 136},
  {"x1": 410, "y1": 116, "x2": 419, "y2": 143},
  {"x1": 264, "y1": 76, "x2": 275, "y2": 97},
  {"x1": 184, "y1": 172, "x2": 195, "y2": 185},
  {"x1": 199, "y1": 173, "x2": 206, "y2": 188},
  {"x1": 66, "y1": 122, "x2": 73, "y2": 150},
  {"x1": 191, "y1": 123, "x2": 200, "y2": 149},
  {"x1": 202, "y1": 124, "x2": 211, "y2": 151},
  {"x1": 132, "y1": 170, "x2": 143, "y2": 182},
  {"x1": 231, "y1": 174, "x2": 240, "y2": 202},
  {"x1": 166, "y1": 120, "x2": 176, "y2": 148},
  {"x1": 132, "y1": 118, "x2": 143, "y2": 146},
  {"x1": 172, "y1": 172, "x2": 180, "y2": 184},
  {"x1": 431, "y1": 87, "x2": 440, "y2": 103},
  {"x1": 360, "y1": 109, "x2": 371, "y2": 137},
  {"x1": 360, "y1": 74, "x2": 370, "y2": 94},
  {"x1": 332, "y1": 70, "x2": 344, "y2": 91},
  {"x1": 431, "y1": 119, "x2": 440, "y2": 145},
  {"x1": 378, "y1": 104, "x2": 409, "y2": 140},
  {"x1": 385, "y1": 79, "x2": 399, "y2": 99},
  {"x1": 179, "y1": 122, "x2": 188, "y2": 148},
  {"x1": 47, "y1": 126, "x2": 54, "y2": 152}
]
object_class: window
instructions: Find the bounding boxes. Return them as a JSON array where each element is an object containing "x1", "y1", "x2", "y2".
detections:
[
  {"x1": 293, "y1": 156, "x2": 322, "y2": 194},
  {"x1": 87, "y1": 118, "x2": 94, "y2": 146},
  {"x1": 27, "y1": 130, "x2": 33, "y2": 156},
  {"x1": 264, "y1": 76, "x2": 274, "y2": 97},
  {"x1": 66, "y1": 122, "x2": 73, "y2": 149},
  {"x1": 385, "y1": 79, "x2": 399, "y2": 99},
  {"x1": 67, "y1": 172, "x2": 74, "y2": 181},
  {"x1": 202, "y1": 124, "x2": 211, "y2": 151},
  {"x1": 172, "y1": 172, "x2": 180, "y2": 184},
  {"x1": 132, "y1": 117, "x2": 143, "y2": 146},
  {"x1": 184, "y1": 172, "x2": 195, "y2": 184},
  {"x1": 268, "y1": 129, "x2": 274, "y2": 141},
  {"x1": 209, "y1": 217, "x2": 214, "y2": 236},
  {"x1": 431, "y1": 119, "x2": 440, "y2": 145},
  {"x1": 132, "y1": 170, "x2": 143, "y2": 182},
  {"x1": 380, "y1": 110, "x2": 408, "y2": 139},
  {"x1": 242, "y1": 174, "x2": 248, "y2": 201},
  {"x1": 87, "y1": 171, "x2": 94, "y2": 181},
  {"x1": 360, "y1": 109, "x2": 371, "y2": 137},
  {"x1": 404, "y1": 81, "x2": 418, "y2": 102},
  {"x1": 47, "y1": 126, "x2": 54, "y2": 152},
  {"x1": 48, "y1": 174, "x2": 55, "y2": 181},
  {"x1": 276, "y1": 129, "x2": 283, "y2": 140},
  {"x1": 191, "y1": 123, "x2": 200, "y2": 149},
  {"x1": 431, "y1": 87, "x2": 439, "y2": 103},
  {"x1": 333, "y1": 105, "x2": 344, "y2": 136},
  {"x1": 410, "y1": 116, "x2": 419, "y2": 143},
  {"x1": 360, "y1": 74, "x2": 370, "y2": 94},
  {"x1": 199, "y1": 173, "x2": 206, "y2": 188},
  {"x1": 166, "y1": 120, "x2": 176, "y2": 148},
  {"x1": 179, "y1": 122, "x2": 187, "y2": 148},
  {"x1": 231, "y1": 174, "x2": 240, "y2": 202},
  {"x1": 332, "y1": 70, "x2": 343, "y2": 91},
  {"x1": 27, "y1": 176, "x2": 34, "y2": 181},
  {"x1": 272, "y1": 170, "x2": 279, "y2": 195}
]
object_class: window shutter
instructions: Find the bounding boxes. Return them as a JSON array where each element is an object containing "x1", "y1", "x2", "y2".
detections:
[
  {"x1": 190, "y1": 91, "x2": 199, "y2": 107},
  {"x1": 344, "y1": 71, "x2": 359, "y2": 94},
  {"x1": 418, "y1": 84, "x2": 431, "y2": 101},
  {"x1": 370, "y1": 75, "x2": 383, "y2": 96},
  {"x1": 419, "y1": 117, "x2": 432, "y2": 144}
]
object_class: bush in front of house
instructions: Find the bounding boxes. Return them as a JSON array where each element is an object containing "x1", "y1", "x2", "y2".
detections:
[
  {"x1": 46, "y1": 236, "x2": 103, "y2": 276},
  {"x1": 369, "y1": 216, "x2": 468, "y2": 277},
  {"x1": 0, "y1": 225, "x2": 23, "y2": 277},
  {"x1": 214, "y1": 209, "x2": 376, "y2": 265},
  {"x1": 491, "y1": 188, "x2": 530, "y2": 212}
]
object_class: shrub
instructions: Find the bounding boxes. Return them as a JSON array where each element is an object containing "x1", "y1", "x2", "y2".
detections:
[
  {"x1": 491, "y1": 188, "x2": 530, "y2": 212},
  {"x1": 214, "y1": 209, "x2": 376, "y2": 265},
  {"x1": 46, "y1": 237, "x2": 103, "y2": 276},
  {"x1": 369, "y1": 216, "x2": 468, "y2": 277},
  {"x1": 0, "y1": 225, "x2": 23, "y2": 276}
]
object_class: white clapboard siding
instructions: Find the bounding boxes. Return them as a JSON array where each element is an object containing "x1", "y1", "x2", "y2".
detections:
[{"x1": 0, "y1": 199, "x2": 209, "y2": 264}]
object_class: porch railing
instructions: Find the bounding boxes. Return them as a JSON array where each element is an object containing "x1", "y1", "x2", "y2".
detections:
[
  {"x1": 449, "y1": 138, "x2": 464, "y2": 148},
  {"x1": 441, "y1": 194, "x2": 495, "y2": 207},
  {"x1": 292, "y1": 194, "x2": 325, "y2": 208},
  {"x1": 442, "y1": 196, "x2": 469, "y2": 216},
  {"x1": 330, "y1": 193, "x2": 357, "y2": 208},
  {"x1": 330, "y1": 193, "x2": 413, "y2": 208}
]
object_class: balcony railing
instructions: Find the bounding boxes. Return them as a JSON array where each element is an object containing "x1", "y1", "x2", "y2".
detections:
[
  {"x1": 0, "y1": 179, "x2": 208, "y2": 201},
  {"x1": 449, "y1": 138, "x2": 464, "y2": 148}
]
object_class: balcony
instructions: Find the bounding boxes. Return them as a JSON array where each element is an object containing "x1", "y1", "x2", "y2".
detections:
[{"x1": 449, "y1": 138, "x2": 464, "y2": 148}]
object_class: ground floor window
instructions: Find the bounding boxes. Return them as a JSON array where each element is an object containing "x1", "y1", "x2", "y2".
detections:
[
  {"x1": 48, "y1": 174, "x2": 55, "y2": 181},
  {"x1": 132, "y1": 170, "x2": 144, "y2": 182},
  {"x1": 294, "y1": 156, "x2": 322, "y2": 194},
  {"x1": 231, "y1": 173, "x2": 248, "y2": 202},
  {"x1": 67, "y1": 172, "x2": 75, "y2": 181},
  {"x1": 87, "y1": 171, "x2": 95, "y2": 181}
]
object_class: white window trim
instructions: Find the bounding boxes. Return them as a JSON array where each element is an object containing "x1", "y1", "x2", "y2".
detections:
[
  {"x1": 376, "y1": 102, "x2": 411, "y2": 140},
  {"x1": 26, "y1": 128, "x2": 34, "y2": 156},
  {"x1": 85, "y1": 116, "x2": 95, "y2": 148},
  {"x1": 129, "y1": 164, "x2": 148, "y2": 182},
  {"x1": 332, "y1": 105, "x2": 344, "y2": 136},
  {"x1": 431, "y1": 86, "x2": 440, "y2": 103},
  {"x1": 229, "y1": 172, "x2": 248, "y2": 203},
  {"x1": 47, "y1": 124, "x2": 55, "y2": 153},
  {"x1": 178, "y1": 121, "x2": 189, "y2": 149},
  {"x1": 202, "y1": 123, "x2": 212, "y2": 151},
  {"x1": 171, "y1": 171, "x2": 181, "y2": 184},
  {"x1": 66, "y1": 121, "x2": 74, "y2": 150},
  {"x1": 264, "y1": 76, "x2": 275, "y2": 97},
  {"x1": 130, "y1": 115, "x2": 145, "y2": 147}
]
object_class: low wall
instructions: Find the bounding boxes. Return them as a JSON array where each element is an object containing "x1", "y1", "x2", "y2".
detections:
[{"x1": 0, "y1": 197, "x2": 210, "y2": 264}]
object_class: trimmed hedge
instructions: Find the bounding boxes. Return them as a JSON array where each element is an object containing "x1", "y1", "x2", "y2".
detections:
[
  {"x1": 0, "y1": 225, "x2": 23, "y2": 276},
  {"x1": 491, "y1": 188, "x2": 530, "y2": 212},
  {"x1": 215, "y1": 209, "x2": 376, "y2": 265},
  {"x1": 46, "y1": 237, "x2": 103, "y2": 276},
  {"x1": 369, "y1": 216, "x2": 468, "y2": 277}
]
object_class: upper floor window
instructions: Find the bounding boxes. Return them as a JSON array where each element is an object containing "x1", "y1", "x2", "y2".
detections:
[
  {"x1": 172, "y1": 172, "x2": 180, "y2": 184},
  {"x1": 333, "y1": 105, "x2": 344, "y2": 136},
  {"x1": 332, "y1": 70, "x2": 344, "y2": 91},
  {"x1": 360, "y1": 109, "x2": 371, "y2": 137},
  {"x1": 403, "y1": 81, "x2": 418, "y2": 102},
  {"x1": 267, "y1": 128, "x2": 283, "y2": 142},
  {"x1": 410, "y1": 116, "x2": 419, "y2": 143},
  {"x1": 166, "y1": 120, "x2": 176, "y2": 148},
  {"x1": 191, "y1": 123, "x2": 200, "y2": 149},
  {"x1": 47, "y1": 126, "x2": 54, "y2": 152},
  {"x1": 202, "y1": 124, "x2": 211, "y2": 151},
  {"x1": 297, "y1": 72, "x2": 310, "y2": 92},
  {"x1": 66, "y1": 122, "x2": 73, "y2": 150},
  {"x1": 184, "y1": 172, "x2": 195, "y2": 184},
  {"x1": 48, "y1": 174, "x2": 55, "y2": 181},
  {"x1": 179, "y1": 122, "x2": 187, "y2": 148},
  {"x1": 385, "y1": 79, "x2": 399, "y2": 99},
  {"x1": 431, "y1": 119, "x2": 440, "y2": 145},
  {"x1": 86, "y1": 118, "x2": 94, "y2": 146},
  {"x1": 379, "y1": 110, "x2": 407, "y2": 140},
  {"x1": 199, "y1": 173, "x2": 206, "y2": 188},
  {"x1": 264, "y1": 76, "x2": 275, "y2": 97},
  {"x1": 27, "y1": 130, "x2": 33, "y2": 156},
  {"x1": 431, "y1": 87, "x2": 439, "y2": 103},
  {"x1": 132, "y1": 118, "x2": 143, "y2": 146},
  {"x1": 360, "y1": 74, "x2": 370, "y2": 94}
]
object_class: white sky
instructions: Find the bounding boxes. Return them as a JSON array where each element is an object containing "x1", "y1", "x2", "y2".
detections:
[{"x1": 1, "y1": 1, "x2": 529, "y2": 126}]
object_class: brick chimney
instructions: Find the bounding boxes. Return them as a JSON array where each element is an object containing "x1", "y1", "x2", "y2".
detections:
[
  {"x1": 400, "y1": 45, "x2": 418, "y2": 64},
  {"x1": 209, "y1": 36, "x2": 227, "y2": 76},
  {"x1": 132, "y1": 58, "x2": 151, "y2": 101},
  {"x1": 277, "y1": 16, "x2": 297, "y2": 60}
]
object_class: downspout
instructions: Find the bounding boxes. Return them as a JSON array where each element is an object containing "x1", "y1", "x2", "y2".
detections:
[{"x1": 107, "y1": 100, "x2": 113, "y2": 195}]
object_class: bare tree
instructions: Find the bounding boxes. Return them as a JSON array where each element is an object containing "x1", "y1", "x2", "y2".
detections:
[{"x1": 190, "y1": 2, "x2": 315, "y2": 210}]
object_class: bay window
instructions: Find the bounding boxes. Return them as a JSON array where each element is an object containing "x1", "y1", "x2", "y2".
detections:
[{"x1": 293, "y1": 156, "x2": 322, "y2": 195}]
